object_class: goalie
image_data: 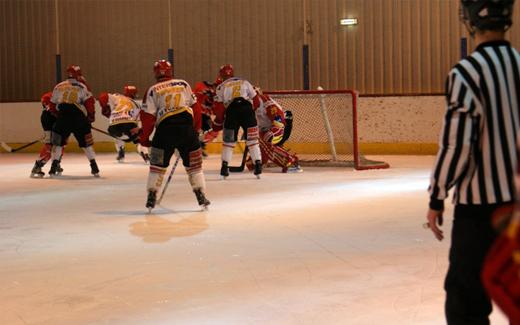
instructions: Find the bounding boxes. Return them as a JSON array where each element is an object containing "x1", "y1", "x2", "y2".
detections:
[{"x1": 246, "y1": 89, "x2": 301, "y2": 173}]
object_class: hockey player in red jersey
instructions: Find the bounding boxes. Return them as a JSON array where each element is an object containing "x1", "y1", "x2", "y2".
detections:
[
  {"x1": 139, "y1": 60, "x2": 210, "y2": 211},
  {"x1": 192, "y1": 81, "x2": 217, "y2": 156},
  {"x1": 48, "y1": 64, "x2": 100, "y2": 177},
  {"x1": 29, "y1": 92, "x2": 65, "y2": 177},
  {"x1": 99, "y1": 85, "x2": 145, "y2": 163},
  {"x1": 247, "y1": 90, "x2": 301, "y2": 173},
  {"x1": 213, "y1": 64, "x2": 262, "y2": 179}
]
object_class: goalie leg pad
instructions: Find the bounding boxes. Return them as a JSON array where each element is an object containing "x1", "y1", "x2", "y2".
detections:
[
  {"x1": 147, "y1": 165, "x2": 167, "y2": 192},
  {"x1": 223, "y1": 128, "x2": 236, "y2": 143}
]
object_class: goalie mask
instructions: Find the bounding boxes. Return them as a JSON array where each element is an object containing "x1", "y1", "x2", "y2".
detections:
[{"x1": 460, "y1": 0, "x2": 515, "y2": 34}]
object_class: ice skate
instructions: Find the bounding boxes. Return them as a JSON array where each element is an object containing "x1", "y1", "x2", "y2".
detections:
[
  {"x1": 30, "y1": 160, "x2": 45, "y2": 178},
  {"x1": 220, "y1": 161, "x2": 229, "y2": 180},
  {"x1": 146, "y1": 190, "x2": 157, "y2": 213},
  {"x1": 48, "y1": 160, "x2": 62, "y2": 177},
  {"x1": 193, "y1": 188, "x2": 210, "y2": 210},
  {"x1": 116, "y1": 147, "x2": 125, "y2": 163},
  {"x1": 90, "y1": 159, "x2": 100, "y2": 177},
  {"x1": 253, "y1": 160, "x2": 262, "y2": 179}
]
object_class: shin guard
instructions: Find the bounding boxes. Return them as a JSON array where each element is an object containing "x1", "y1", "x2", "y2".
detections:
[
  {"x1": 147, "y1": 165, "x2": 167, "y2": 192},
  {"x1": 246, "y1": 126, "x2": 261, "y2": 162},
  {"x1": 83, "y1": 146, "x2": 96, "y2": 161},
  {"x1": 188, "y1": 171, "x2": 206, "y2": 191},
  {"x1": 222, "y1": 142, "x2": 235, "y2": 163},
  {"x1": 38, "y1": 143, "x2": 53, "y2": 164}
]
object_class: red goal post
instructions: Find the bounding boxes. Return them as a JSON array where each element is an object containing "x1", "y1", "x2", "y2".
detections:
[{"x1": 264, "y1": 89, "x2": 389, "y2": 170}]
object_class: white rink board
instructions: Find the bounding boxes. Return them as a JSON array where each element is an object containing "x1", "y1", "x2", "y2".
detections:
[{"x1": 0, "y1": 154, "x2": 508, "y2": 325}]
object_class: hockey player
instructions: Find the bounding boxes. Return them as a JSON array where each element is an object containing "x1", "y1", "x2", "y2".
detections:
[
  {"x1": 213, "y1": 64, "x2": 262, "y2": 179},
  {"x1": 48, "y1": 64, "x2": 100, "y2": 177},
  {"x1": 29, "y1": 92, "x2": 65, "y2": 177},
  {"x1": 98, "y1": 85, "x2": 145, "y2": 163},
  {"x1": 139, "y1": 59, "x2": 210, "y2": 211},
  {"x1": 192, "y1": 81, "x2": 217, "y2": 157},
  {"x1": 247, "y1": 90, "x2": 301, "y2": 173}
]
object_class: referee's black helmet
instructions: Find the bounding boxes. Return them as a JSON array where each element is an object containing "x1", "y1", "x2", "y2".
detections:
[{"x1": 461, "y1": 0, "x2": 515, "y2": 32}]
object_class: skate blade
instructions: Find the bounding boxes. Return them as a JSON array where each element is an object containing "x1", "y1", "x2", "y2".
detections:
[
  {"x1": 255, "y1": 174, "x2": 261, "y2": 179},
  {"x1": 220, "y1": 175, "x2": 228, "y2": 180},
  {"x1": 92, "y1": 173, "x2": 100, "y2": 178},
  {"x1": 200, "y1": 205, "x2": 209, "y2": 211},
  {"x1": 30, "y1": 173, "x2": 44, "y2": 178}
]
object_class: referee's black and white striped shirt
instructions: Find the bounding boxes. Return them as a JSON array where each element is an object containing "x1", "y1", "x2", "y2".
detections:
[{"x1": 429, "y1": 40, "x2": 520, "y2": 209}]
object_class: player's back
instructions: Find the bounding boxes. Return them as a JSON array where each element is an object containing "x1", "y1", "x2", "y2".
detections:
[
  {"x1": 51, "y1": 79, "x2": 92, "y2": 112},
  {"x1": 144, "y1": 78, "x2": 195, "y2": 124},
  {"x1": 107, "y1": 93, "x2": 141, "y2": 125},
  {"x1": 215, "y1": 77, "x2": 256, "y2": 107}
]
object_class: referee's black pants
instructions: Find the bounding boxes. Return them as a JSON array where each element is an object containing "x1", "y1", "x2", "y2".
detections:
[{"x1": 445, "y1": 203, "x2": 504, "y2": 325}]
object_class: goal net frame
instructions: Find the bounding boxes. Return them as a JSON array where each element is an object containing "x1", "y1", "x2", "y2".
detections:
[{"x1": 264, "y1": 89, "x2": 389, "y2": 170}]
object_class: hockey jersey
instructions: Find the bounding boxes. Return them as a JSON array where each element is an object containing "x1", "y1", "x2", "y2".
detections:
[
  {"x1": 215, "y1": 77, "x2": 257, "y2": 107},
  {"x1": 51, "y1": 78, "x2": 95, "y2": 117},
  {"x1": 99, "y1": 93, "x2": 141, "y2": 126},
  {"x1": 142, "y1": 78, "x2": 196, "y2": 125}
]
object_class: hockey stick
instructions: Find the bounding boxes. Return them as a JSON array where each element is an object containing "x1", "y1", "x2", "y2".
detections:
[
  {"x1": 91, "y1": 126, "x2": 114, "y2": 138},
  {"x1": 229, "y1": 146, "x2": 249, "y2": 172},
  {"x1": 157, "y1": 155, "x2": 181, "y2": 205},
  {"x1": 1, "y1": 138, "x2": 43, "y2": 153}
]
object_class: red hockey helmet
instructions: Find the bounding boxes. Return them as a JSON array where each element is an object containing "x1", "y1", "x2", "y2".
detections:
[
  {"x1": 218, "y1": 64, "x2": 234, "y2": 80},
  {"x1": 41, "y1": 92, "x2": 52, "y2": 107},
  {"x1": 123, "y1": 85, "x2": 138, "y2": 98},
  {"x1": 66, "y1": 64, "x2": 82, "y2": 79},
  {"x1": 153, "y1": 60, "x2": 172, "y2": 80}
]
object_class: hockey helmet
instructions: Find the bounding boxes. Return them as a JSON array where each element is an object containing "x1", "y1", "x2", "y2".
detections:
[
  {"x1": 66, "y1": 64, "x2": 82, "y2": 79},
  {"x1": 460, "y1": 0, "x2": 515, "y2": 33},
  {"x1": 153, "y1": 60, "x2": 173, "y2": 80},
  {"x1": 218, "y1": 64, "x2": 234, "y2": 80},
  {"x1": 123, "y1": 85, "x2": 138, "y2": 98},
  {"x1": 214, "y1": 75, "x2": 224, "y2": 86}
]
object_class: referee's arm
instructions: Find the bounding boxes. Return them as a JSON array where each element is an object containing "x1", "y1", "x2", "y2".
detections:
[{"x1": 429, "y1": 70, "x2": 477, "y2": 210}]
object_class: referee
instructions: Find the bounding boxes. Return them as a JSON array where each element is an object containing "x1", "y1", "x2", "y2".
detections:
[{"x1": 425, "y1": 0, "x2": 519, "y2": 324}]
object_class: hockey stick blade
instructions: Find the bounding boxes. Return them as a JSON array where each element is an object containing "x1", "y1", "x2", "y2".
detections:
[
  {"x1": 229, "y1": 146, "x2": 249, "y2": 172},
  {"x1": 1, "y1": 139, "x2": 42, "y2": 153},
  {"x1": 0, "y1": 142, "x2": 13, "y2": 152}
]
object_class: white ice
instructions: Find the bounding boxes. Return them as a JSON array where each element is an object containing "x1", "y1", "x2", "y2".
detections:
[{"x1": 0, "y1": 153, "x2": 509, "y2": 325}]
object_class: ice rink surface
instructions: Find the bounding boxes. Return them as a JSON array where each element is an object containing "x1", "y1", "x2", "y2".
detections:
[{"x1": 0, "y1": 153, "x2": 509, "y2": 325}]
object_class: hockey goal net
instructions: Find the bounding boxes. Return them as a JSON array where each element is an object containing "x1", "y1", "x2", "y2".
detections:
[{"x1": 265, "y1": 90, "x2": 389, "y2": 170}]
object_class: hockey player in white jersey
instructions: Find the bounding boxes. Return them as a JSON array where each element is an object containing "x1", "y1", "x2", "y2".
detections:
[
  {"x1": 139, "y1": 60, "x2": 210, "y2": 211},
  {"x1": 212, "y1": 64, "x2": 262, "y2": 179},
  {"x1": 48, "y1": 64, "x2": 100, "y2": 177},
  {"x1": 98, "y1": 85, "x2": 148, "y2": 163}
]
